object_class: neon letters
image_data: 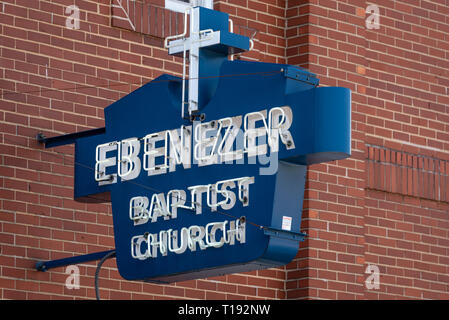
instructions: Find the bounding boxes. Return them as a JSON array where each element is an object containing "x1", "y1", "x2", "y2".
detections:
[
  {"x1": 129, "y1": 176, "x2": 254, "y2": 260},
  {"x1": 94, "y1": 106, "x2": 295, "y2": 184}
]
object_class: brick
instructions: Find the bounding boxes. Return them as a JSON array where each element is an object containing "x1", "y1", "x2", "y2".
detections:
[{"x1": 0, "y1": 0, "x2": 448, "y2": 302}]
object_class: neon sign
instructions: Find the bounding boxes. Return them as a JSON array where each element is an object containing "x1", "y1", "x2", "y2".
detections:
[{"x1": 38, "y1": 6, "x2": 351, "y2": 283}]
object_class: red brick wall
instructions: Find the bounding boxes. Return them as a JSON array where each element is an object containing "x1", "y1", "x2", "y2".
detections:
[
  {"x1": 1, "y1": 0, "x2": 449, "y2": 300},
  {"x1": 0, "y1": 0, "x2": 288, "y2": 300},
  {"x1": 285, "y1": 0, "x2": 449, "y2": 299}
]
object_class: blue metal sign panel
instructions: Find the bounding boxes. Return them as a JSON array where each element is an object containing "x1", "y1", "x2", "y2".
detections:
[{"x1": 42, "y1": 7, "x2": 351, "y2": 283}]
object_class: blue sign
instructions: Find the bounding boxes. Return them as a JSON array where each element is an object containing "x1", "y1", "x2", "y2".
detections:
[{"x1": 57, "y1": 7, "x2": 350, "y2": 283}]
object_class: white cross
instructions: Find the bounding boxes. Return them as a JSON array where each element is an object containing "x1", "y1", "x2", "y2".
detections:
[
  {"x1": 165, "y1": 0, "x2": 213, "y2": 13},
  {"x1": 164, "y1": 0, "x2": 224, "y2": 118}
]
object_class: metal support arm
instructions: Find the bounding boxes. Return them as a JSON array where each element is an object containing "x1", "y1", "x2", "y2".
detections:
[
  {"x1": 36, "y1": 127, "x2": 106, "y2": 148},
  {"x1": 35, "y1": 250, "x2": 115, "y2": 272},
  {"x1": 263, "y1": 227, "x2": 307, "y2": 242}
]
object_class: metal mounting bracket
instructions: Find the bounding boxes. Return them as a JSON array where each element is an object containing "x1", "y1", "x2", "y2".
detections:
[
  {"x1": 35, "y1": 250, "x2": 115, "y2": 272},
  {"x1": 263, "y1": 227, "x2": 307, "y2": 242},
  {"x1": 284, "y1": 66, "x2": 319, "y2": 87},
  {"x1": 36, "y1": 127, "x2": 106, "y2": 149}
]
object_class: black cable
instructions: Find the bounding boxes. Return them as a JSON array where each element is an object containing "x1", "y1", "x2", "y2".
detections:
[
  {"x1": 1, "y1": 134, "x2": 264, "y2": 229},
  {"x1": 94, "y1": 250, "x2": 116, "y2": 300},
  {"x1": 0, "y1": 70, "x2": 283, "y2": 98}
]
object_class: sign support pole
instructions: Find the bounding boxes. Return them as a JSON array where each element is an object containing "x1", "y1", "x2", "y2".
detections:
[{"x1": 35, "y1": 250, "x2": 115, "y2": 272}]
